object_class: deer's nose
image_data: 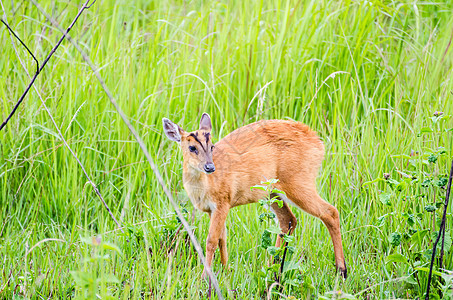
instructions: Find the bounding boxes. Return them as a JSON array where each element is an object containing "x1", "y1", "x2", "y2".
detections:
[{"x1": 204, "y1": 163, "x2": 215, "y2": 173}]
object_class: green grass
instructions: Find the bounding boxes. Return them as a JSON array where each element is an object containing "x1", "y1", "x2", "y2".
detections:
[{"x1": 1, "y1": 0, "x2": 453, "y2": 298}]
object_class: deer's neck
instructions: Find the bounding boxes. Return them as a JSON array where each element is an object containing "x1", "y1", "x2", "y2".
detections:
[{"x1": 182, "y1": 163, "x2": 215, "y2": 213}]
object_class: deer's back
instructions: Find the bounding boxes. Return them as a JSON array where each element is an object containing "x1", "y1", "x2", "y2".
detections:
[{"x1": 208, "y1": 120, "x2": 325, "y2": 206}]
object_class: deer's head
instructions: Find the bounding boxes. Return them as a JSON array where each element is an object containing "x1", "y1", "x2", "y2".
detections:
[{"x1": 163, "y1": 113, "x2": 215, "y2": 174}]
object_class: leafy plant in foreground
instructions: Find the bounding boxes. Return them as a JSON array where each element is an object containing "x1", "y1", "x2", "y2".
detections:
[
  {"x1": 70, "y1": 236, "x2": 123, "y2": 299},
  {"x1": 365, "y1": 112, "x2": 453, "y2": 298},
  {"x1": 251, "y1": 179, "x2": 309, "y2": 298}
]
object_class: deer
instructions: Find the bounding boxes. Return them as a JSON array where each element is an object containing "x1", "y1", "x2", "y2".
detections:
[{"x1": 162, "y1": 113, "x2": 347, "y2": 279}]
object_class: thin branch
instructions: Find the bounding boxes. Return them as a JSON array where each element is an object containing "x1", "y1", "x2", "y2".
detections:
[
  {"x1": 86, "y1": 0, "x2": 97, "y2": 9},
  {"x1": 0, "y1": 19, "x2": 39, "y2": 73},
  {"x1": 425, "y1": 157, "x2": 453, "y2": 300},
  {"x1": 0, "y1": 0, "x2": 98, "y2": 131},
  {"x1": 0, "y1": 0, "x2": 123, "y2": 233},
  {"x1": 278, "y1": 221, "x2": 293, "y2": 283},
  {"x1": 31, "y1": 2, "x2": 224, "y2": 299}
]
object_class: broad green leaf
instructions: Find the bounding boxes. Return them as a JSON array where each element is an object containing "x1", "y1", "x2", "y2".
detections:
[
  {"x1": 102, "y1": 242, "x2": 123, "y2": 256},
  {"x1": 421, "y1": 179, "x2": 432, "y2": 187},
  {"x1": 267, "y1": 263, "x2": 280, "y2": 273},
  {"x1": 378, "y1": 193, "x2": 392, "y2": 206},
  {"x1": 404, "y1": 276, "x2": 418, "y2": 285},
  {"x1": 272, "y1": 199, "x2": 284, "y2": 207},
  {"x1": 389, "y1": 232, "x2": 402, "y2": 247},
  {"x1": 387, "y1": 178, "x2": 400, "y2": 186},
  {"x1": 283, "y1": 234, "x2": 295, "y2": 243},
  {"x1": 431, "y1": 230, "x2": 452, "y2": 253},
  {"x1": 428, "y1": 153, "x2": 437, "y2": 163},
  {"x1": 286, "y1": 246, "x2": 295, "y2": 254},
  {"x1": 267, "y1": 246, "x2": 280, "y2": 256},
  {"x1": 282, "y1": 260, "x2": 300, "y2": 273},
  {"x1": 406, "y1": 214, "x2": 415, "y2": 227},
  {"x1": 251, "y1": 185, "x2": 267, "y2": 191},
  {"x1": 424, "y1": 205, "x2": 436, "y2": 212},
  {"x1": 395, "y1": 179, "x2": 409, "y2": 192},
  {"x1": 434, "y1": 177, "x2": 448, "y2": 187},
  {"x1": 385, "y1": 253, "x2": 408, "y2": 264},
  {"x1": 419, "y1": 127, "x2": 433, "y2": 134},
  {"x1": 266, "y1": 226, "x2": 282, "y2": 235},
  {"x1": 271, "y1": 188, "x2": 285, "y2": 194},
  {"x1": 261, "y1": 230, "x2": 272, "y2": 249},
  {"x1": 259, "y1": 212, "x2": 276, "y2": 222},
  {"x1": 261, "y1": 178, "x2": 279, "y2": 185}
]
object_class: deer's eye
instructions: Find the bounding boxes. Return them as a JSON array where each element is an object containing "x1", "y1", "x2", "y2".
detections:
[
  {"x1": 211, "y1": 145, "x2": 215, "y2": 152},
  {"x1": 189, "y1": 146, "x2": 198, "y2": 154}
]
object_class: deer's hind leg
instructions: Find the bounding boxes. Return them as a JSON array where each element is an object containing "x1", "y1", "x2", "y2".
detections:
[
  {"x1": 270, "y1": 194, "x2": 297, "y2": 248},
  {"x1": 281, "y1": 181, "x2": 347, "y2": 278}
]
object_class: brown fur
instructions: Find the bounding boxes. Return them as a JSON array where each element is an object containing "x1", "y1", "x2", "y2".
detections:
[{"x1": 163, "y1": 115, "x2": 347, "y2": 278}]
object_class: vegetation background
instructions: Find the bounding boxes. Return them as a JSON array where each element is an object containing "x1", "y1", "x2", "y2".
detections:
[{"x1": 1, "y1": 0, "x2": 453, "y2": 298}]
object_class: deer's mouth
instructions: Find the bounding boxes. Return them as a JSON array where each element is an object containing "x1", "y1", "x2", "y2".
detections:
[{"x1": 203, "y1": 163, "x2": 215, "y2": 174}]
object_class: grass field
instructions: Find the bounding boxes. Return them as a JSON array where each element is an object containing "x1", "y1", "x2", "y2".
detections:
[{"x1": 1, "y1": 0, "x2": 453, "y2": 298}]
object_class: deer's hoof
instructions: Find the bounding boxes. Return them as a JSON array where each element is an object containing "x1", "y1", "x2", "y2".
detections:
[{"x1": 336, "y1": 262, "x2": 348, "y2": 279}]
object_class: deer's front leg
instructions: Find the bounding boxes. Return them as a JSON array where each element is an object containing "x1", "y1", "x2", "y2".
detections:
[
  {"x1": 203, "y1": 204, "x2": 229, "y2": 278},
  {"x1": 218, "y1": 225, "x2": 228, "y2": 266}
]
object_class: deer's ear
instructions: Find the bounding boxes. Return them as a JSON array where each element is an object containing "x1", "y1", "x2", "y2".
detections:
[
  {"x1": 163, "y1": 118, "x2": 183, "y2": 142},
  {"x1": 199, "y1": 113, "x2": 212, "y2": 131}
]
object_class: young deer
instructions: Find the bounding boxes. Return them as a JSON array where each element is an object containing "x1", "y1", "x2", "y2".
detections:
[{"x1": 162, "y1": 113, "x2": 347, "y2": 278}]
